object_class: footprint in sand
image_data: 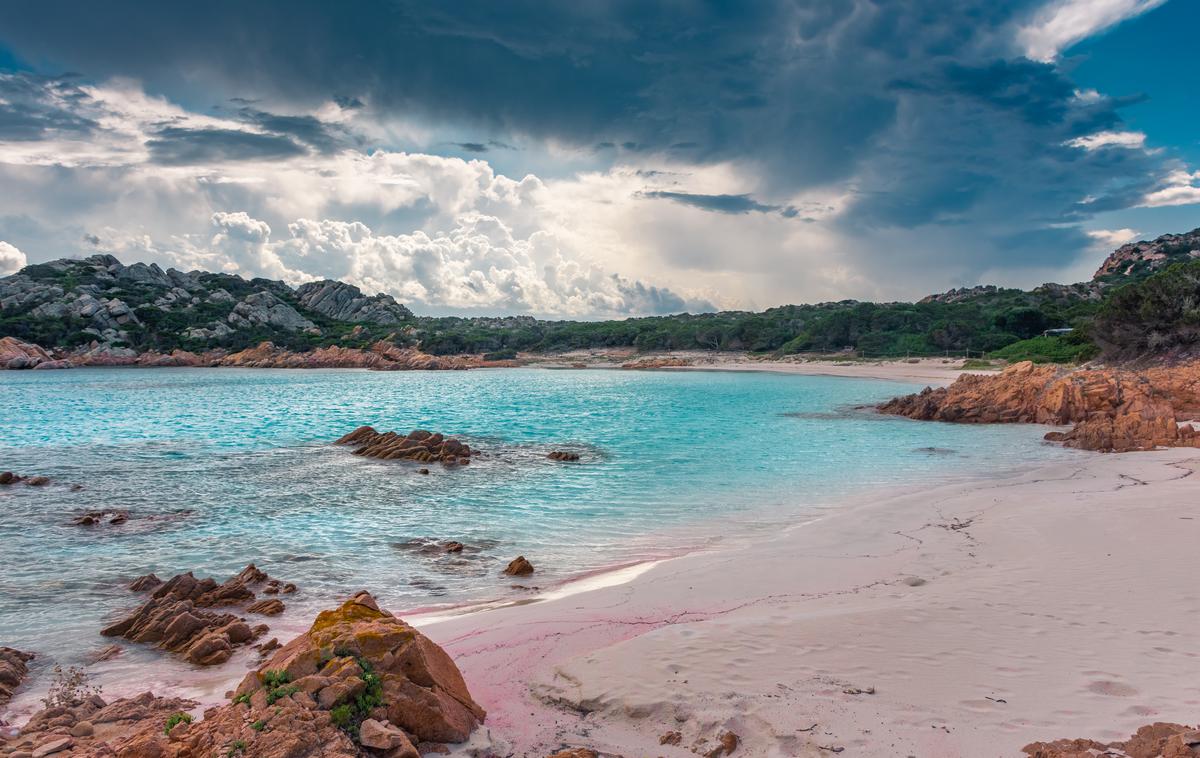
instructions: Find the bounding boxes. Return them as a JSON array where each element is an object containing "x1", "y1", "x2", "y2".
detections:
[{"x1": 1086, "y1": 680, "x2": 1139, "y2": 697}]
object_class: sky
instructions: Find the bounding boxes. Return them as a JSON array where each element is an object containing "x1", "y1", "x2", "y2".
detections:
[{"x1": 0, "y1": 0, "x2": 1197, "y2": 317}]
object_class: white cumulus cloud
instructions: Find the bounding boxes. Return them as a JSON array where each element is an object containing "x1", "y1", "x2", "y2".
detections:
[
  {"x1": 1140, "y1": 169, "x2": 1200, "y2": 208},
  {"x1": 0, "y1": 241, "x2": 27, "y2": 274}
]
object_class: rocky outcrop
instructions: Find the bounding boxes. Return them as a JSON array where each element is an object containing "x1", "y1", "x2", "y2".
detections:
[
  {"x1": 1024, "y1": 721, "x2": 1200, "y2": 758},
  {"x1": 336, "y1": 427, "x2": 478, "y2": 465},
  {"x1": 227, "y1": 291, "x2": 317, "y2": 333},
  {"x1": 1094, "y1": 227, "x2": 1200, "y2": 280},
  {"x1": 0, "y1": 336, "x2": 54, "y2": 369},
  {"x1": 217, "y1": 341, "x2": 488, "y2": 370},
  {"x1": 0, "y1": 254, "x2": 424, "y2": 361},
  {"x1": 0, "y1": 647, "x2": 34, "y2": 706},
  {"x1": 2, "y1": 594, "x2": 483, "y2": 757},
  {"x1": 101, "y1": 565, "x2": 292, "y2": 665},
  {"x1": 231, "y1": 591, "x2": 485, "y2": 743},
  {"x1": 879, "y1": 361, "x2": 1200, "y2": 453},
  {"x1": 296, "y1": 280, "x2": 414, "y2": 324},
  {"x1": 547, "y1": 451, "x2": 581, "y2": 461}
]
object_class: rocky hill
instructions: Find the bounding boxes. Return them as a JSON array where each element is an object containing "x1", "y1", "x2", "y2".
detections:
[
  {"x1": 1093, "y1": 227, "x2": 1200, "y2": 281},
  {"x1": 0, "y1": 255, "x2": 414, "y2": 354}
]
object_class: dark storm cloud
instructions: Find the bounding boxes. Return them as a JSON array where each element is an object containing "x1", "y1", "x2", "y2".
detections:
[
  {"x1": 0, "y1": 73, "x2": 98, "y2": 140},
  {"x1": 0, "y1": 0, "x2": 1177, "y2": 279},
  {"x1": 640, "y1": 190, "x2": 798, "y2": 218},
  {"x1": 234, "y1": 108, "x2": 344, "y2": 153},
  {"x1": 449, "y1": 140, "x2": 515, "y2": 153},
  {"x1": 146, "y1": 126, "x2": 307, "y2": 165}
]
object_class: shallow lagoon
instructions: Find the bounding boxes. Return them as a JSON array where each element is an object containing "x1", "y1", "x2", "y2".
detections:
[{"x1": 0, "y1": 367, "x2": 1076, "y2": 671}]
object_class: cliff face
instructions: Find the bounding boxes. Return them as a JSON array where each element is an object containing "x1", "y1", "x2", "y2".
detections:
[
  {"x1": 1094, "y1": 227, "x2": 1200, "y2": 280},
  {"x1": 879, "y1": 361, "x2": 1200, "y2": 452}
]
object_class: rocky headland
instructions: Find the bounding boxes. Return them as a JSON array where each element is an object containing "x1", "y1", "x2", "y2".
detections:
[
  {"x1": 1, "y1": 592, "x2": 485, "y2": 758},
  {"x1": 879, "y1": 360, "x2": 1200, "y2": 452}
]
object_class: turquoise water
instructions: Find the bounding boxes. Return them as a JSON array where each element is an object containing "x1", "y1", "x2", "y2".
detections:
[{"x1": 0, "y1": 367, "x2": 1077, "y2": 680}]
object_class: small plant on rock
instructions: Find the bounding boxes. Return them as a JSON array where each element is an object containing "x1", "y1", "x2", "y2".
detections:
[{"x1": 163, "y1": 712, "x2": 192, "y2": 734}]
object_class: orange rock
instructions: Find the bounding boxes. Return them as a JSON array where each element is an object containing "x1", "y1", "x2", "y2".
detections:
[
  {"x1": 1024, "y1": 722, "x2": 1200, "y2": 758},
  {"x1": 0, "y1": 647, "x2": 34, "y2": 705},
  {"x1": 504, "y1": 556, "x2": 535, "y2": 576},
  {"x1": 880, "y1": 361, "x2": 1200, "y2": 453}
]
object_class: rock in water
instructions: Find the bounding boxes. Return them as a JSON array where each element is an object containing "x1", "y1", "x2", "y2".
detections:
[
  {"x1": 102, "y1": 564, "x2": 293, "y2": 665},
  {"x1": 335, "y1": 426, "x2": 479, "y2": 465},
  {"x1": 503, "y1": 556, "x2": 535, "y2": 576},
  {"x1": 0, "y1": 647, "x2": 34, "y2": 706}
]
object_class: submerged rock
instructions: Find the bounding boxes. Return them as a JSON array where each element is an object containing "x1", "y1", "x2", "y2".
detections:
[
  {"x1": 71, "y1": 509, "x2": 130, "y2": 526},
  {"x1": 335, "y1": 426, "x2": 478, "y2": 465},
  {"x1": 503, "y1": 556, "x2": 535, "y2": 577},
  {"x1": 547, "y1": 451, "x2": 581, "y2": 461}
]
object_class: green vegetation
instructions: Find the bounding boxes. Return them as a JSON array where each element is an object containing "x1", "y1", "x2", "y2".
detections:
[
  {"x1": 251, "y1": 719, "x2": 266, "y2": 731},
  {"x1": 232, "y1": 693, "x2": 250, "y2": 705},
  {"x1": 262, "y1": 670, "x2": 300, "y2": 705},
  {"x1": 11, "y1": 242, "x2": 1200, "y2": 365},
  {"x1": 326, "y1": 657, "x2": 385, "y2": 741},
  {"x1": 988, "y1": 333, "x2": 1099, "y2": 364},
  {"x1": 226, "y1": 739, "x2": 247, "y2": 757},
  {"x1": 163, "y1": 712, "x2": 192, "y2": 734},
  {"x1": 1091, "y1": 260, "x2": 1200, "y2": 361}
]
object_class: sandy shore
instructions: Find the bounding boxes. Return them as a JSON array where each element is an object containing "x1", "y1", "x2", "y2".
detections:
[
  {"x1": 413, "y1": 447, "x2": 1200, "y2": 757},
  {"x1": 529, "y1": 350, "x2": 990, "y2": 386}
]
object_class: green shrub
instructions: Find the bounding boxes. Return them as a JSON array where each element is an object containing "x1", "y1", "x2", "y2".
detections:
[
  {"x1": 989, "y1": 334, "x2": 1098, "y2": 364},
  {"x1": 164, "y1": 712, "x2": 192, "y2": 734}
]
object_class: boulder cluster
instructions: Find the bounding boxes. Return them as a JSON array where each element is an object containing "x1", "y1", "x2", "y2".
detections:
[
  {"x1": 879, "y1": 360, "x2": 1200, "y2": 452},
  {"x1": 1024, "y1": 721, "x2": 1200, "y2": 757},
  {"x1": 101, "y1": 565, "x2": 295, "y2": 666},
  {"x1": 0, "y1": 690, "x2": 199, "y2": 758},
  {"x1": 336, "y1": 426, "x2": 477, "y2": 465},
  {"x1": 2, "y1": 592, "x2": 486, "y2": 758}
]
